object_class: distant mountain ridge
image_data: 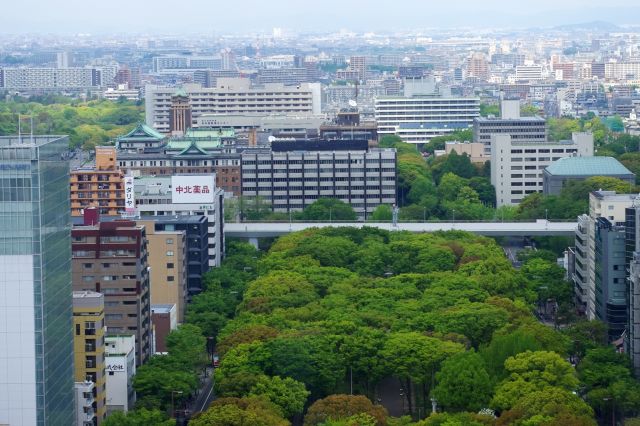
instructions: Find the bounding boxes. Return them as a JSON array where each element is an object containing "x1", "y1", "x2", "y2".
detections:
[{"x1": 552, "y1": 20, "x2": 620, "y2": 31}]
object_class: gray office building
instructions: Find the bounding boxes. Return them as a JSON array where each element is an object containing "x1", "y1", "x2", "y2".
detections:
[
  {"x1": 0, "y1": 136, "x2": 74, "y2": 426},
  {"x1": 473, "y1": 100, "x2": 547, "y2": 154},
  {"x1": 241, "y1": 140, "x2": 397, "y2": 219},
  {"x1": 594, "y1": 217, "x2": 627, "y2": 342}
]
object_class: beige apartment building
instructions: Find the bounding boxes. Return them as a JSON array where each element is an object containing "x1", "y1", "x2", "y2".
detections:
[
  {"x1": 137, "y1": 220, "x2": 188, "y2": 321},
  {"x1": 70, "y1": 146, "x2": 125, "y2": 217}
]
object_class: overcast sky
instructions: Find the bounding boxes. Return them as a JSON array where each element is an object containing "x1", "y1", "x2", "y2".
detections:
[{"x1": 1, "y1": 0, "x2": 638, "y2": 34}]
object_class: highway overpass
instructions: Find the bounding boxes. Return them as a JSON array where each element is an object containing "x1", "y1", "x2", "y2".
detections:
[{"x1": 225, "y1": 220, "x2": 577, "y2": 239}]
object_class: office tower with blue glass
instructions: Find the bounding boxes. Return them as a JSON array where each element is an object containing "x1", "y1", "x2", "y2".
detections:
[{"x1": 0, "y1": 136, "x2": 74, "y2": 425}]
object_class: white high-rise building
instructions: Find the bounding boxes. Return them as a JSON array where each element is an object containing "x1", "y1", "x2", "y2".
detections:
[
  {"x1": 145, "y1": 81, "x2": 322, "y2": 134},
  {"x1": 490, "y1": 132, "x2": 594, "y2": 207},
  {"x1": 375, "y1": 78, "x2": 480, "y2": 144}
]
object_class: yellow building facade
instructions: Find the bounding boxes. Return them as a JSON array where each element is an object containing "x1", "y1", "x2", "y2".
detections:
[{"x1": 73, "y1": 291, "x2": 107, "y2": 425}]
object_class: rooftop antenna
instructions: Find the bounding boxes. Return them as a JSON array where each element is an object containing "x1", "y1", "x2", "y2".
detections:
[
  {"x1": 30, "y1": 115, "x2": 34, "y2": 145},
  {"x1": 17, "y1": 114, "x2": 21, "y2": 143}
]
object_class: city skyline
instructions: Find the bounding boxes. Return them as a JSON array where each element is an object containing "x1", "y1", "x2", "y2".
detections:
[{"x1": 1, "y1": 0, "x2": 639, "y2": 34}]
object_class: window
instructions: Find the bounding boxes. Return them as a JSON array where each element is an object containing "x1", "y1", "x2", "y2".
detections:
[
  {"x1": 166, "y1": 238, "x2": 174, "y2": 245},
  {"x1": 167, "y1": 276, "x2": 175, "y2": 282},
  {"x1": 167, "y1": 263, "x2": 174, "y2": 269},
  {"x1": 166, "y1": 251, "x2": 174, "y2": 256},
  {"x1": 83, "y1": 263, "x2": 93, "y2": 269}
]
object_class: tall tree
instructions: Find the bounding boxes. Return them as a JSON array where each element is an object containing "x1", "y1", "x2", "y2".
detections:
[{"x1": 432, "y1": 350, "x2": 493, "y2": 412}]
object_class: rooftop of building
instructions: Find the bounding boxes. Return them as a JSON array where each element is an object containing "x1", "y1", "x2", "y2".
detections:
[
  {"x1": 545, "y1": 156, "x2": 634, "y2": 176},
  {"x1": 398, "y1": 122, "x2": 472, "y2": 130},
  {"x1": 475, "y1": 116, "x2": 546, "y2": 123},
  {"x1": 0, "y1": 135, "x2": 68, "y2": 148},
  {"x1": 139, "y1": 214, "x2": 208, "y2": 225},
  {"x1": 183, "y1": 128, "x2": 235, "y2": 139},
  {"x1": 151, "y1": 304, "x2": 176, "y2": 314},
  {"x1": 73, "y1": 290, "x2": 103, "y2": 299},
  {"x1": 591, "y1": 190, "x2": 639, "y2": 201}
]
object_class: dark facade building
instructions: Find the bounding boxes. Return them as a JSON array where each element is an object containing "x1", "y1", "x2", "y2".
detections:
[
  {"x1": 594, "y1": 217, "x2": 627, "y2": 341},
  {"x1": 319, "y1": 110, "x2": 378, "y2": 144}
]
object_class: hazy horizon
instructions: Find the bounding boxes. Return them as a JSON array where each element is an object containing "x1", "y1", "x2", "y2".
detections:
[{"x1": 1, "y1": 0, "x2": 639, "y2": 35}]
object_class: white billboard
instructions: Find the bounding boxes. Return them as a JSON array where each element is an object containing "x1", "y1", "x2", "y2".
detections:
[
  {"x1": 171, "y1": 175, "x2": 216, "y2": 204},
  {"x1": 124, "y1": 176, "x2": 136, "y2": 215}
]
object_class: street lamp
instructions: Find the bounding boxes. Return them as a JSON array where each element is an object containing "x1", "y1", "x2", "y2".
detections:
[
  {"x1": 171, "y1": 390, "x2": 183, "y2": 418},
  {"x1": 452, "y1": 209, "x2": 456, "y2": 224},
  {"x1": 423, "y1": 206, "x2": 426, "y2": 222},
  {"x1": 603, "y1": 397, "x2": 615, "y2": 426}
]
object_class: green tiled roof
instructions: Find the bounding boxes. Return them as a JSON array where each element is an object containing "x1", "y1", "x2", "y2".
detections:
[
  {"x1": 118, "y1": 123, "x2": 165, "y2": 141},
  {"x1": 545, "y1": 156, "x2": 633, "y2": 176},
  {"x1": 166, "y1": 139, "x2": 222, "y2": 149}
]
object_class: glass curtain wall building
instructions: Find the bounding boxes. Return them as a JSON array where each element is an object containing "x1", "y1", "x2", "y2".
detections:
[{"x1": 0, "y1": 136, "x2": 74, "y2": 425}]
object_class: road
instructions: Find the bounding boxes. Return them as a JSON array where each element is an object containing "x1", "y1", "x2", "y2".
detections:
[{"x1": 181, "y1": 367, "x2": 215, "y2": 422}]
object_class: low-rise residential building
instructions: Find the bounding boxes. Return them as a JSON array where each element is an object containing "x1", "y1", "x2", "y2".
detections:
[{"x1": 151, "y1": 304, "x2": 178, "y2": 354}]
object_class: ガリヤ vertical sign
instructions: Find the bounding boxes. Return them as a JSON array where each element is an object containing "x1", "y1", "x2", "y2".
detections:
[{"x1": 124, "y1": 176, "x2": 136, "y2": 215}]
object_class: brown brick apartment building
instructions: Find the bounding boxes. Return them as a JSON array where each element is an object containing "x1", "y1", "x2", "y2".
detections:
[{"x1": 72, "y1": 209, "x2": 151, "y2": 365}]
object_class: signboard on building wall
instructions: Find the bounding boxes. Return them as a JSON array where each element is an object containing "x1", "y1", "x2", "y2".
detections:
[
  {"x1": 124, "y1": 176, "x2": 136, "y2": 215},
  {"x1": 171, "y1": 175, "x2": 215, "y2": 204}
]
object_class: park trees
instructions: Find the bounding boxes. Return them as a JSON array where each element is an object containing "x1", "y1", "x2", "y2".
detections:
[
  {"x1": 189, "y1": 397, "x2": 290, "y2": 426},
  {"x1": 191, "y1": 227, "x2": 613, "y2": 425},
  {"x1": 303, "y1": 395, "x2": 388, "y2": 426},
  {"x1": 491, "y1": 350, "x2": 579, "y2": 411},
  {"x1": 432, "y1": 350, "x2": 493, "y2": 412},
  {"x1": 249, "y1": 375, "x2": 310, "y2": 418},
  {"x1": 299, "y1": 198, "x2": 357, "y2": 221}
]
